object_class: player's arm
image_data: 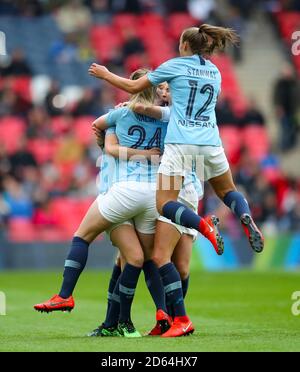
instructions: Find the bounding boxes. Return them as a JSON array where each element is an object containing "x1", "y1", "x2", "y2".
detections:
[
  {"x1": 105, "y1": 133, "x2": 161, "y2": 161},
  {"x1": 88, "y1": 63, "x2": 151, "y2": 94},
  {"x1": 91, "y1": 115, "x2": 108, "y2": 148},
  {"x1": 131, "y1": 103, "x2": 163, "y2": 120},
  {"x1": 92, "y1": 115, "x2": 109, "y2": 132}
]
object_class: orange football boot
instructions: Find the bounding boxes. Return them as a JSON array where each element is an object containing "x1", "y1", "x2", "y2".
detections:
[
  {"x1": 199, "y1": 215, "x2": 224, "y2": 255},
  {"x1": 148, "y1": 309, "x2": 173, "y2": 336},
  {"x1": 161, "y1": 315, "x2": 194, "y2": 338},
  {"x1": 34, "y1": 294, "x2": 74, "y2": 313}
]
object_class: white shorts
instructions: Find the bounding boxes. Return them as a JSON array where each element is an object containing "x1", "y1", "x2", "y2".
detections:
[
  {"x1": 158, "y1": 181, "x2": 201, "y2": 241},
  {"x1": 158, "y1": 144, "x2": 229, "y2": 181},
  {"x1": 97, "y1": 181, "x2": 158, "y2": 234}
]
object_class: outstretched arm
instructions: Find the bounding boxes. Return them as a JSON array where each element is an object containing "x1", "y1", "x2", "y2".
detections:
[
  {"x1": 105, "y1": 133, "x2": 161, "y2": 161},
  {"x1": 88, "y1": 63, "x2": 151, "y2": 94}
]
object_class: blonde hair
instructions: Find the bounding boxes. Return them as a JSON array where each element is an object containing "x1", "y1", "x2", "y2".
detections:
[
  {"x1": 181, "y1": 24, "x2": 239, "y2": 56},
  {"x1": 127, "y1": 68, "x2": 156, "y2": 110}
]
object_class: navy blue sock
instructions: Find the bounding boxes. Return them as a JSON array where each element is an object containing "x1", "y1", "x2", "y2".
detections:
[
  {"x1": 119, "y1": 263, "x2": 141, "y2": 323},
  {"x1": 143, "y1": 260, "x2": 167, "y2": 312},
  {"x1": 223, "y1": 191, "x2": 251, "y2": 219},
  {"x1": 104, "y1": 276, "x2": 121, "y2": 328},
  {"x1": 162, "y1": 201, "x2": 202, "y2": 231},
  {"x1": 166, "y1": 301, "x2": 175, "y2": 318},
  {"x1": 59, "y1": 237, "x2": 89, "y2": 299},
  {"x1": 104, "y1": 264, "x2": 121, "y2": 324},
  {"x1": 182, "y1": 276, "x2": 190, "y2": 299},
  {"x1": 159, "y1": 262, "x2": 186, "y2": 317}
]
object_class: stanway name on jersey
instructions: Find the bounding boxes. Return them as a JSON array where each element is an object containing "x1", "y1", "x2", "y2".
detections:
[
  {"x1": 187, "y1": 68, "x2": 218, "y2": 79},
  {"x1": 178, "y1": 119, "x2": 216, "y2": 128}
]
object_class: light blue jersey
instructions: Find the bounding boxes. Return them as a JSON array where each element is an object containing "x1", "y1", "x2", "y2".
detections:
[
  {"x1": 98, "y1": 127, "x2": 116, "y2": 194},
  {"x1": 105, "y1": 107, "x2": 167, "y2": 183},
  {"x1": 148, "y1": 55, "x2": 222, "y2": 147}
]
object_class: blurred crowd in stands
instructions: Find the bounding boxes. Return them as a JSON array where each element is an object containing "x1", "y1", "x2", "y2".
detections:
[{"x1": 0, "y1": 0, "x2": 300, "y2": 239}]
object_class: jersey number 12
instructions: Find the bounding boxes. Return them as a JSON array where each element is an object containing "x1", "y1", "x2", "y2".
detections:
[{"x1": 186, "y1": 80, "x2": 214, "y2": 121}]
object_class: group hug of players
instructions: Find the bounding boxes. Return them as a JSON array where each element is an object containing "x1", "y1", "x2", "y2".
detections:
[{"x1": 34, "y1": 24, "x2": 264, "y2": 338}]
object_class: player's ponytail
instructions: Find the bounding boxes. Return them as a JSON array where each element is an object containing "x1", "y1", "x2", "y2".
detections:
[
  {"x1": 182, "y1": 24, "x2": 239, "y2": 56},
  {"x1": 128, "y1": 68, "x2": 156, "y2": 110}
]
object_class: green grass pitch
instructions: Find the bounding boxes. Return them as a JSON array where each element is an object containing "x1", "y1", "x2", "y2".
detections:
[{"x1": 0, "y1": 270, "x2": 300, "y2": 352}]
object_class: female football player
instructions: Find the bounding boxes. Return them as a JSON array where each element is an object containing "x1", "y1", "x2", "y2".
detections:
[{"x1": 88, "y1": 23, "x2": 264, "y2": 255}]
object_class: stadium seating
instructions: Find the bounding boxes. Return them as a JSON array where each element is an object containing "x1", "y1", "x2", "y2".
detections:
[
  {"x1": 51, "y1": 116, "x2": 72, "y2": 135},
  {"x1": 219, "y1": 126, "x2": 242, "y2": 165},
  {"x1": 73, "y1": 116, "x2": 96, "y2": 145},
  {"x1": 27, "y1": 139, "x2": 58, "y2": 164},
  {"x1": 0, "y1": 116, "x2": 26, "y2": 153},
  {"x1": 0, "y1": 76, "x2": 32, "y2": 102},
  {"x1": 274, "y1": 11, "x2": 300, "y2": 76},
  {"x1": 212, "y1": 55, "x2": 247, "y2": 114},
  {"x1": 90, "y1": 25, "x2": 122, "y2": 63},
  {"x1": 275, "y1": 11, "x2": 300, "y2": 42},
  {"x1": 124, "y1": 54, "x2": 145, "y2": 73},
  {"x1": 242, "y1": 125, "x2": 270, "y2": 161},
  {"x1": 113, "y1": 13, "x2": 138, "y2": 39},
  {"x1": 168, "y1": 13, "x2": 198, "y2": 40},
  {"x1": 8, "y1": 218, "x2": 37, "y2": 242}
]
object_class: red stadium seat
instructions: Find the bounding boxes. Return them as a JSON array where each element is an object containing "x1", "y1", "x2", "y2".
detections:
[
  {"x1": 113, "y1": 13, "x2": 138, "y2": 34},
  {"x1": 12, "y1": 76, "x2": 31, "y2": 101},
  {"x1": 242, "y1": 125, "x2": 270, "y2": 161},
  {"x1": 113, "y1": 14, "x2": 139, "y2": 42},
  {"x1": 0, "y1": 116, "x2": 26, "y2": 153},
  {"x1": 168, "y1": 13, "x2": 198, "y2": 40},
  {"x1": 49, "y1": 198, "x2": 75, "y2": 225},
  {"x1": 27, "y1": 139, "x2": 58, "y2": 164},
  {"x1": 8, "y1": 218, "x2": 37, "y2": 242},
  {"x1": 90, "y1": 25, "x2": 122, "y2": 62},
  {"x1": 51, "y1": 116, "x2": 72, "y2": 135},
  {"x1": 55, "y1": 162, "x2": 76, "y2": 190},
  {"x1": 115, "y1": 88, "x2": 130, "y2": 105},
  {"x1": 139, "y1": 12, "x2": 164, "y2": 27},
  {"x1": 149, "y1": 52, "x2": 174, "y2": 68},
  {"x1": 0, "y1": 76, "x2": 31, "y2": 102},
  {"x1": 212, "y1": 55, "x2": 247, "y2": 114},
  {"x1": 276, "y1": 11, "x2": 300, "y2": 41},
  {"x1": 48, "y1": 197, "x2": 90, "y2": 236},
  {"x1": 219, "y1": 126, "x2": 242, "y2": 165},
  {"x1": 77, "y1": 198, "x2": 94, "y2": 216},
  {"x1": 124, "y1": 54, "x2": 146, "y2": 73},
  {"x1": 275, "y1": 11, "x2": 300, "y2": 76},
  {"x1": 37, "y1": 227, "x2": 66, "y2": 242},
  {"x1": 73, "y1": 116, "x2": 95, "y2": 145}
]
